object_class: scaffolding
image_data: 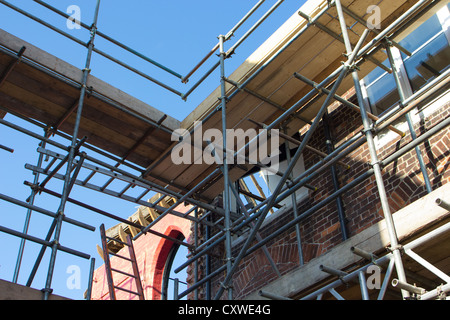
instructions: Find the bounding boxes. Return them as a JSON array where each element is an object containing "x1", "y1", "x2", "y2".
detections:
[{"x1": 0, "y1": 0, "x2": 449, "y2": 301}]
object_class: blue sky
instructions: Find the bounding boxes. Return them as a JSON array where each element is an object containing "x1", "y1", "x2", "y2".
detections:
[{"x1": 0, "y1": 0, "x2": 306, "y2": 299}]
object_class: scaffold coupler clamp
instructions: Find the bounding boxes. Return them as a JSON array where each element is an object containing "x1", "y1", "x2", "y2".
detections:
[
  {"x1": 219, "y1": 281, "x2": 233, "y2": 291},
  {"x1": 387, "y1": 244, "x2": 404, "y2": 255},
  {"x1": 41, "y1": 287, "x2": 53, "y2": 295},
  {"x1": 437, "y1": 284, "x2": 447, "y2": 300}
]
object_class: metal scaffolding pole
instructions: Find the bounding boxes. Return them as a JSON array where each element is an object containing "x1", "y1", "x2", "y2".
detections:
[
  {"x1": 227, "y1": 178, "x2": 281, "y2": 277},
  {"x1": 32, "y1": 0, "x2": 183, "y2": 80},
  {"x1": 283, "y1": 127, "x2": 304, "y2": 265},
  {"x1": 12, "y1": 129, "x2": 49, "y2": 283},
  {"x1": 292, "y1": 72, "x2": 405, "y2": 137},
  {"x1": 193, "y1": 208, "x2": 199, "y2": 300},
  {"x1": 226, "y1": 0, "x2": 285, "y2": 57},
  {"x1": 219, "y1": 34, "x2": 234, "y2": 300},
  {"x1": 85, "y1": 258, "x2": 96, "y2": 300},
  {"x1": 0, "y1": 225, "x2": 90, "y2": 260},
  {"x1": 42, "y1": 0, "x2": 101, "y2": 300},
  {"x1": 182, "y1": 0, "x2": 266, "y2": 83},
  {"x1": 333, "y1": 0, "x2": 409, "y2": 299},
  {"x1": 205, "y1": 214, "x2": 212, "y2": 300},
  {"x1": 322, "y1": 112, "x2": 348, "y2": 241},
  {"x1": 376, "y1": 68, "x2": 450, "y2": 133},
  {"x1": 384, "y1": 41, "x2": 433, "y2": 194}
]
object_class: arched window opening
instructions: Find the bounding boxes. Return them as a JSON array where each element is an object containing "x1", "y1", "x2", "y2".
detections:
[{"x1": 161, "y1": 233, "x2": 188, "y2": 300}]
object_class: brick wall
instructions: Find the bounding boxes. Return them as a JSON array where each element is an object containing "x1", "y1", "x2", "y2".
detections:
[
  {"x1": 90, "y1": 204, "x2": 193, "y2": 300},
  {"x1": 206, "y1": 89, "x2": 450, "y2": 300},
  {"x1": 89, "y1": 92, "x2": 449, "y2": 301}
]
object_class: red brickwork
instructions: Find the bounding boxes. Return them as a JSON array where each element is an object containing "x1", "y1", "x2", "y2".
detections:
[
  {"x1": 209, "y1": 92, "x2": 450, "y2": 299},
  {"x1": 90, "y1": 204, "x2": 193, "y2": 300},
  {"x1": 90, "y1": 93, "x2": 449, "y2": 300}
]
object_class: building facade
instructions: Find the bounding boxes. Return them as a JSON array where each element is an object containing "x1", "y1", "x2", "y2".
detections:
[
  {"x1": 201, "y1": 2, "x2": 450, "y2": 300},
  {"x1": 90, "y1": 2, "x2": 450, "y2": 301}
]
